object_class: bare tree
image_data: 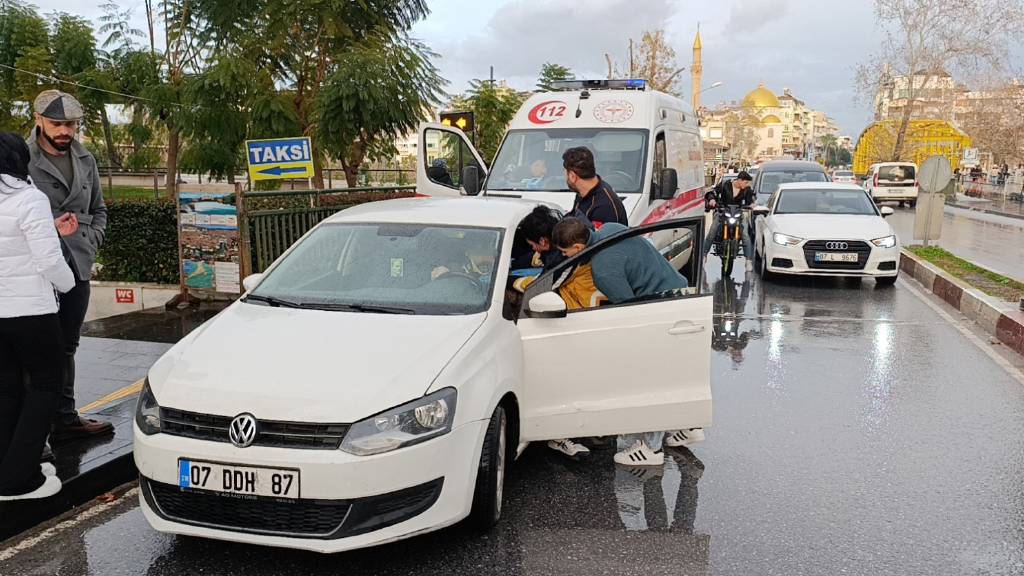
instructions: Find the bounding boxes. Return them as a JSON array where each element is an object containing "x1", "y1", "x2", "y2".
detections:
[
  {"x1": 606, "y1": 30, "x2": 685, "y2": 95},
  {"x1": 957, "y1": 80, "x2": 1024, "y2": 165},
  {"x1": 722, "y1": 109, "x2": 761, "y2": 163},
  {"x1": 855, "y1": 0, "x2": 1024, "y2": 160}
]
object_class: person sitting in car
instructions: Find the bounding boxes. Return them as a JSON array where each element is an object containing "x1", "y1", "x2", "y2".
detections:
[{"x1": 551, "y1": 216, "x2": 703, "y2": 467}]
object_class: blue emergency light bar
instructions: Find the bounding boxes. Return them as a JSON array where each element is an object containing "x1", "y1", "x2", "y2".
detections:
[{"x1": 548, "y1": 79, "x2": 647, "y2": 91}]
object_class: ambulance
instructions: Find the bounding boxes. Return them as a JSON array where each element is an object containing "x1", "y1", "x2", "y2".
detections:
[{"x1": 416, "y1": 79, "x2": 707, "y2": 269}]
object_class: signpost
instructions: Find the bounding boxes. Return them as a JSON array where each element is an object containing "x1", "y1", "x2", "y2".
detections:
[
  {"x1": 962, "y1": 147, "x2": 979, "y2": 168},
  {"x1": 915, "y1": 155, "x2": 953, "y2": 247},
  {"x1": 246, "y1": 137, "x2": 315, "y2": 182}
]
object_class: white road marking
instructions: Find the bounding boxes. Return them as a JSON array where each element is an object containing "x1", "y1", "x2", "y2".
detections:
[
  {"x1": 0, "y1": 488, "x2": 139, "y2": 562},
  {"x1": 899, "y1": 277, "x2": 1024, "y2": 385}
]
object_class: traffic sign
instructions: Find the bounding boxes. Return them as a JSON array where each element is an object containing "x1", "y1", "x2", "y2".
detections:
[
  {"x1": 919, "y1": 155, "x2": 952, "y2": 194},
  {"x1": 246, "y1": 137, "x2": 315, "y2": 182},
  {"x1": 440, "y1": 111, "x2": 474, "y2": 134},
  {"x1": 962, "y1": 147, "x2": 979, "y2": 167}
]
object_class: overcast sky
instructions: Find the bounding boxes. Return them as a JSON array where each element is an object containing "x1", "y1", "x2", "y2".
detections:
[{"x1": 29, "y1": 0, "x2": 936, "y2": 136}]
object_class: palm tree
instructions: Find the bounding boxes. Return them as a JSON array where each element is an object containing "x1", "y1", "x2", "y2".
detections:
[{"x1": 820, "y1": 134, "x2": 839, "y2": 167}]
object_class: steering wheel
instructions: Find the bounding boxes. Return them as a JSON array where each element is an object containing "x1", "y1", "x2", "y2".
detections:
[
  {"x1": 435, "y1": 271, "x2": 485, "y2": 293},
  {"x1": 604, "y1": 170, "x2": 636, "y2": 190}
]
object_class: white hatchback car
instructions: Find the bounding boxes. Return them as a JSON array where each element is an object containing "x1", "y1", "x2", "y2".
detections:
[
  {"x1": 134, "y1": 197, "x2": 713, "y2": 553},
  {"x1": 754, "y1": 183, "x2": 900, "y2": 284}
]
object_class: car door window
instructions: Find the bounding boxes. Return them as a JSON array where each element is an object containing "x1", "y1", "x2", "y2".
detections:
[
  {"x1": 652, "y1": 132, "x2": 666, "y2": 197},
  {"x1": 518, "y1": 218, "x2": 705, "y2": 320},
  {"x1": 424, "y1": 128, "x2": 468, "y2": 188}
]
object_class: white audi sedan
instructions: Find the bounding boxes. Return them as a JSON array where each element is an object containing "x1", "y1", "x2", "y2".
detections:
[
  {"x1": 754, "y1": 183, "x2": 900, "y2": 284},
  {"x1": 134, "y1": 197, "x2": 712, "y2": 553}
]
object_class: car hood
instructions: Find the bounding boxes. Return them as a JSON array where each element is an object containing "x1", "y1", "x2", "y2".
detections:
[
  {"x1": 148, "y1": 303, "x2": 486, "y2": 423},
  {"x1": 484, "y1": 190, "x2": 640, "y2": 219},
  {"x1": 771, "y1": 214, "x2": 894, "y2": 241}
]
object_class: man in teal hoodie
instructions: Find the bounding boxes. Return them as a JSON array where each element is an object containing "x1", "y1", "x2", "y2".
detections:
[{"x1": 551, "y1": 217, "x2": 704, "y2": 466}]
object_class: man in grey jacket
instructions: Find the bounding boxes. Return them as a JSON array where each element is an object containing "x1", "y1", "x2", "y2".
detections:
[{"x1": 27, "y1": 90, "x2": 113, "y2": 442}]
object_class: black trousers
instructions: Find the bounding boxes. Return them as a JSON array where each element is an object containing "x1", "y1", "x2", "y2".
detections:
[
  {"x1": 0, "y1": 313, "x2": 65, "y2": 494},
  {"x1": 55, "y1": 279, "x2": 90, "y2": 426}
]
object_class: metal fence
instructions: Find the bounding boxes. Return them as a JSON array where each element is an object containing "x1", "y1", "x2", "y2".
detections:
[{"x1": 241, "y1": 186, "x2": 417, "y2": 273}]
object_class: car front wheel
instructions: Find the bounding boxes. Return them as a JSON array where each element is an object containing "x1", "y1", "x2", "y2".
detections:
[
  {"x1": 877, "y1": 274, "x2": 898, "y2": 287},
  {"x1": 469, "y1": 404, "x2": 507, "y2": 530}
]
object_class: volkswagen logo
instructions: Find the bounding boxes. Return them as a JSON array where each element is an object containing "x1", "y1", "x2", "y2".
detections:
[
  {"x1": 825, "y1": 241, "x2": 849, "y2": 250},
  {"x1": 228, "y1": 413, "x2": 258, "y2": 448}
]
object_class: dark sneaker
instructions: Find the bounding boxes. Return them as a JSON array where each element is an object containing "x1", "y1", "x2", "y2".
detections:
[{"x1": 51, "y1": 417, "x2": 115, "y2": 444}]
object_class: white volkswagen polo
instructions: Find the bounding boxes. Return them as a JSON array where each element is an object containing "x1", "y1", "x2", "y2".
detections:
[
  {"x1": 754, "y1": 183, "x2": 900, "y2": 284},
  {"x1": 134, "y1": 197, "x2": 713, "y2": 553}
]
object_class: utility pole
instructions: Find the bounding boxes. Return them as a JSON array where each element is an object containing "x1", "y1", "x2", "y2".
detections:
[
  {"x1": 489, "y1": 66, "x2": 494, "y2": 86},
  {"x1": 629, "y1": 39, "x2": 634, "y2": 78}
]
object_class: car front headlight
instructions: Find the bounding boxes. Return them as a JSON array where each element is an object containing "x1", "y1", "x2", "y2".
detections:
[
  {"x1": 871, "y1": 235, "x2": 897, "y2": 248},
  {"x1": 135, "y1": 379, "x2": 161, "y2": 435},
  {"x1": 340, "y1": 388, "x2": 457, "y2": 456},
  {"x1": 773, "y1": 233, "x2": 803, "y2": 246}
]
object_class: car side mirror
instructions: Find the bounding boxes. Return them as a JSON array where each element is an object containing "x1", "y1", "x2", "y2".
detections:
[
  {"x1": 752, "y1": 205, "x2": 770, "y2": 216},
  {"x1": 880, "y1": 206, "x2": 894, "y2": 217},
  {"x1": 242, "y1": 273, "x2": 264, "y2": 293},
  {"x1": 527, "y1": 292, "x2": 567, "y2": 319},
  {"x1": 461, "y1": 166, "x2": 482, "y2": 196},
  {"x1": 658, "y1": 168, "x2": 678, "y2": 201}
]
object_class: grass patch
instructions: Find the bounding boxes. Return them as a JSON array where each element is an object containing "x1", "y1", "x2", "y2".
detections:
[
  {"x1": 102, "y1": 186, "x2": 167, "y2": 201},
  {"x1": 908, "y1": 245, "x2": 1023, "y2": 302}
]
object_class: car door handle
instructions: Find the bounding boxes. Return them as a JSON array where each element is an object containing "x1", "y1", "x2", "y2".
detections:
[{"x1": 668, "y1": 322, "x2": 705, "y2": 336}]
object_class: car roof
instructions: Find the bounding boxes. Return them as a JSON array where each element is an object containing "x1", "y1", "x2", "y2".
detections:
[
  {"x1": 776, "y1": 182, "x2": 865, "y2": 192},
  {"x1": 758, "y1": 160, "x2": 826, "y2": 172},
  {"x1": 871, "y1": 162, "x2": 917, "y2": 168},
  {"x1": 324, "y1": 197, "x2": 539, "y2": 229}
]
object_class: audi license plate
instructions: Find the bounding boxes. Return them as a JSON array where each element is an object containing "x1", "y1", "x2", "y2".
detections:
[
  {"x1": 815, "y1": 252, "x2": 858, "y2": 263},
  {"x1": 178, "y1": 459, "x2": 299, "y2": 498}
]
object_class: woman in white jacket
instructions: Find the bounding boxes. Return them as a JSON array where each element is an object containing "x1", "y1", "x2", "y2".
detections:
[{"x1": 0, "y1": 132, "x2": 75, "y2": 500}]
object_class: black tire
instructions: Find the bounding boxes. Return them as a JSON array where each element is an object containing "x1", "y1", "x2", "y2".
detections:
[
  {"x1": 877, "y1": 274, "x2": 898, "y2": 287},
  {"x1": 909, "y1": 201, "x2": 917, "y2": 208},
  {"x1": 759, "y1": 246, "x2": 775, "y2": 281},
  {"x1": 898, "y1": 201, "x2": 905, "y2": 208},
  {"x1": 469, "y1": 405, "x2": 507, "y2": 530},
  {"x1": 721, "y1": 243, "x2": 734, "y2": 277}
]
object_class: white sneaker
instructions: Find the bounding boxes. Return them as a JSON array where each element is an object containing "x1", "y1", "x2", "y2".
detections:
[
  {"x1": 0, "y1": 475, "x2": 62, "y2": 501},
  {"x1": 613, "y1": 440, "x2": 664, "y2": 466},
  {"x1": 664, "y1": 428, "x2": 705, "y2": 448},
  {"x1": 41, "y1": 463, "x2": 57, "y2": 477},
  {"x1": 548, "y1": 438, "x2": 591, "y2": 457}
]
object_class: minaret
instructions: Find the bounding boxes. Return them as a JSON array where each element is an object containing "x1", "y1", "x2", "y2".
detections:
[{"x1": 692, "y1": 26, "x2": 703, "y2": 110}]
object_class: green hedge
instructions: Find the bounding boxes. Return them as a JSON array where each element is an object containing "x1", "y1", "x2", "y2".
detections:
[{"x1": 95, "y1": 200, "x2": 180, "y2": 285}]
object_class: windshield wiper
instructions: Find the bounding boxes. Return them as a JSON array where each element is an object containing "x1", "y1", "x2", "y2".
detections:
[
  {"x1": 243, "y1": 294, "x2": 304, "y2": 308},
  {"x1": 305, "y1": 302, "x2": 416, "y2": 314}
]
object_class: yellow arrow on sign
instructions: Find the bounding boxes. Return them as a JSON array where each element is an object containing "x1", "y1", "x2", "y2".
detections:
[{"x1": 455, "y1": 117, "x2": 468, "y2": 129}]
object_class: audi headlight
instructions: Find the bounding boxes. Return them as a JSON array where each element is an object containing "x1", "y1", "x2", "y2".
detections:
[
  {"x1": 135, "y1": 379, "x2": 161, "y2": 435},
  {"x1": 340, "y1": 388, "x2": 457, "y2": 456},
  {"x1": 871, "y1": 235, "x2": 897, "y2": 248},
  {"x1": 773, "y1": 233, "x2": 803, "y2": 246}
]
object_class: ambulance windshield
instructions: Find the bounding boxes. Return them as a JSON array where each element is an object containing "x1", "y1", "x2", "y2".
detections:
[{"x1": 486, "y1": 129, "x2": 648, "y2": 193}]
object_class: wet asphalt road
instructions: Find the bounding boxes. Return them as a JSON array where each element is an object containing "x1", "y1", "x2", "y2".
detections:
[
  {"x1": 3, "y1": 264, "x2": 1024, "y2": 576},
  {"x1": 887, "y1": 203, "x2": 1024, "y2": 282}
]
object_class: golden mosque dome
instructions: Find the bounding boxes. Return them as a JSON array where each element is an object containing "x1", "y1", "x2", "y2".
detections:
[
  {"x1": 743, "y1": 83, "x2": 780, "y2": 109},
  {"x1": 761, "y1": 114, "x2": 783, "y2": 125}
]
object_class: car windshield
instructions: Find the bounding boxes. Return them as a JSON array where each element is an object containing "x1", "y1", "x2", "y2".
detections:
[
  {"x1": 775, "y1": 190, "x2": 878, "y2": 215},
  {"x1": 834, "y1": 171, "x2": 853, "y2": 177},
  {"x1": 487, "y1": 128, "x2": 648, "y2": 193},
  {"x1": 877, "y1": 165, "x2": 915, "y2": 182},
  {"x1": 249, "y1": 223, "x2": 503, "y2": 315},
  {"x1": 756, "y1": 170, "x2": 828, "y2": 198}
]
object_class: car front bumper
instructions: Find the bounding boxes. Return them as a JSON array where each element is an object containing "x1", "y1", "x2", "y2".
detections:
[
  {"x1": 134, "y1": 419, "x2": 487, "y2": 553},
  {"x1": 764, "y1": 241, "x2": 900, "y2": 278}
]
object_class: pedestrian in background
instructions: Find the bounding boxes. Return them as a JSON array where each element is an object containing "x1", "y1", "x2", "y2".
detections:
[
  {"x1": 0, "y1": 132, "x2": 76, "y2": 500},
  {"x1": 26, "y1": 90, "x2": 113, "y2": 443}
]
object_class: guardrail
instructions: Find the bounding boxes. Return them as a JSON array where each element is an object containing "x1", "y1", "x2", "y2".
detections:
[{"x1": 241, "y1": 185, "x2": 417, "y2": 272}]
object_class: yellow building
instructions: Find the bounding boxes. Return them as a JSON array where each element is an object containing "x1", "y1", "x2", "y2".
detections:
[{"x1": 853, "y1": 119, "x2": 971, "y2": 176}]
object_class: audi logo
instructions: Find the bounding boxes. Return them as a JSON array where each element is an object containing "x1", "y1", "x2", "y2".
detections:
[
  {"x1": 228, "y1": 413, "x2": 258, "y2": 448},
  {"x1": 825, "y1": 242, "x2": 849, "y2": 250}
]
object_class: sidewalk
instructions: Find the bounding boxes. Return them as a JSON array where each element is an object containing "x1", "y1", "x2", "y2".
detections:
[
  {"x1": 0, "y1": 302, "x2": 229, "y2": 543},
  {"x1": 950, "y1": 186, "x2": 1024, "y2": 220}
]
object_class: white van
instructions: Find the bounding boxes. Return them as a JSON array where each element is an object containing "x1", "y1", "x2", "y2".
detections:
[
  {"x1": 416, "y1": 79, "x2": 707, "y2": 269},
  {"x1": 864, "y1": 162, "x2": 919, "y2": 207}
]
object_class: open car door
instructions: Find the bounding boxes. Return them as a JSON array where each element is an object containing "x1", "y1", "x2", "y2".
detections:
[
  {"x1": 516, "y1": 217, "x2": 713, "y2": 442},
  {"x1": 416, "y1": 122, "x2": 488, "y2": 197}
]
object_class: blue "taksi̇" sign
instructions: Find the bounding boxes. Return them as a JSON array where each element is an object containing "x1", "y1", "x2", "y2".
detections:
[{"x1": 245, "y1": 137, "x2": 315, "y2": 181}]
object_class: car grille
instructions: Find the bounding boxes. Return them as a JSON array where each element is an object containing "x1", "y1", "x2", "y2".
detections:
[
  {"x1": 144, "y1": 478, "x2": 351, "y2": 537},
  {"x1": 160, "y1": 408, "x2": 349, "y2": 450},
  {"x1": 142, "y1": 477, "x2": 445, "y2": 539},
  {"x1": 802, "y1": 240, "x2": 871, "y2": 270}
]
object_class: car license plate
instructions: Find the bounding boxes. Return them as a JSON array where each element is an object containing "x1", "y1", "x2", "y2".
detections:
[
  {"x1": 816, "y1": 252, "x2": 858, "y2": 263},
  {"x1": 178, "y1": 459, "x2": 299, "y2": 498}
]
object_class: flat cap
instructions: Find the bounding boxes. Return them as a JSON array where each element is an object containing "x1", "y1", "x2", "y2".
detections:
[{"x1": 34, "y1": 90, "x2": 84, "y2": 121}]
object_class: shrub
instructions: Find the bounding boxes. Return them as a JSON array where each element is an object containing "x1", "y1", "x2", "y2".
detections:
[{"x1": 95, "y1": 199, "x2": 180, "y2": 285}]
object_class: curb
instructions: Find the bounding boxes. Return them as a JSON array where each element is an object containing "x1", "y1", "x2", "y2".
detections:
[
  {"x1": 900, "y1": 249, "x2": 1024, "y2": 357},
  {"x1": 0, "y1": 397, "x2": 138, "y2": 544},
  {"x1": 947, "y1": 202, "x2": 1024, "y2": 221}
]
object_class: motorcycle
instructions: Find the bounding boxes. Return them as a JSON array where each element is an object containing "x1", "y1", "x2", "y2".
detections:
[{"x1": 708, "y1": 204, "x2": 746, "y2": 277}]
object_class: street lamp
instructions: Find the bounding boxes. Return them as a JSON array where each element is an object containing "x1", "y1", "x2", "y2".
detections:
[{"x1": 700, "y1": 81, "x2": 724, "y2": 94}]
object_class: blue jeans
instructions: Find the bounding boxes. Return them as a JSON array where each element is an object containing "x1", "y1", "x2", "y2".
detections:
[{"x1": 704, "y1": 211, "x2": 754, "y2": 260}]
